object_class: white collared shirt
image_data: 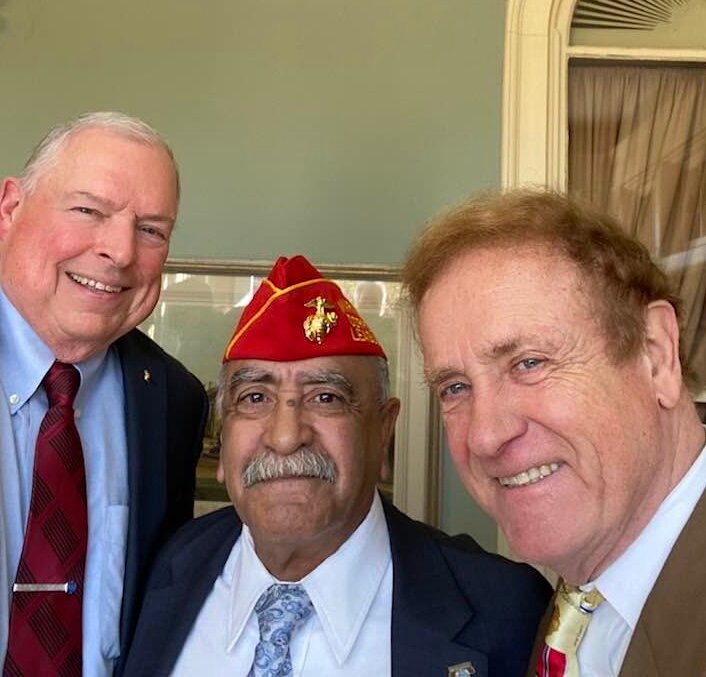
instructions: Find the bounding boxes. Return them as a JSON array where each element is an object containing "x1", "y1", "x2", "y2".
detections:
[
  {"x1": 578, "y1": 437, "x2": 706, "y2": 676},
  {"x1": 173, "y1": 492, "x2": 393, "y2": 676}
]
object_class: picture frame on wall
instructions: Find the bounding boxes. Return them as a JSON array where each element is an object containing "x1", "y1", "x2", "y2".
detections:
[{"x1": 140, "y1": 258, "x2": 440, "y2": 523}]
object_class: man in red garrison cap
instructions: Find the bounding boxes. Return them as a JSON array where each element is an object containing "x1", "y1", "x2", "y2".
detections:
[{"x1": 125, "y1": 255, "x2": 551, "y2": 677}]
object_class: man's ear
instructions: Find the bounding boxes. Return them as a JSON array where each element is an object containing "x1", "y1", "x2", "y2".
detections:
[
  {"x1": 644, "y1": 300, "x2": 682, "y2": 409},
  {"x1": 0, "y1": 178, "x2": 23, "y2": 240}
]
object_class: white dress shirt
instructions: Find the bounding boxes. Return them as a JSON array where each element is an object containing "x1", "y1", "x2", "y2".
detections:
[
  {"x1": 174, "y1": 492, "x2": 393, "y2": 676},
  {"x1": 578, "y1": 438, "x2": 706, "y2": 676},
  {"x1": 0, "y1": 288, "x2": 129, "y2": 676}
]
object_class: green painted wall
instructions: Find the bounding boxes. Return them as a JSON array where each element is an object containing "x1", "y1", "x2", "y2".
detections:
[
  {"x1": 0, "y1": 0, "x2": 505, "y2": 265},
  {"x1": 0, "y1": 0, "x2": 502, "y2": 545},
  {"x1": 440, "y1": 436, "x2": 498, "y2": 552}
]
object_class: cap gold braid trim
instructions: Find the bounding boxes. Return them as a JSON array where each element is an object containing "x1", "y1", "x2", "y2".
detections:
[{"x1": 223, "y1": 277, "x2": 330, "y2": 359}]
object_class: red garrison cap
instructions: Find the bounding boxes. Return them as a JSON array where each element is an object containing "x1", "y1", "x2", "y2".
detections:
[{"x1": 223, "y1": 255, "x2": 386, "y2": 362}]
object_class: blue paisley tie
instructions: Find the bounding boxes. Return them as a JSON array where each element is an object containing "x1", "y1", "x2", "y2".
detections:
[{"x1": 248, "y1": 583, "x2": 314, "y2": 677}]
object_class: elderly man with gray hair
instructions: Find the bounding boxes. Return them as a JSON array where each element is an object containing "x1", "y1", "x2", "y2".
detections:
[
  {"x1": 0, "y1": 112, "x2": 207, "y2": 675},
  {"x1": 124, "y1": 254, "x2": 550, "y2": 677}
]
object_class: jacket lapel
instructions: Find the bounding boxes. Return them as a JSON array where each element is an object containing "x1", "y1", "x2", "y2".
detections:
[
  {"x1": 620, "y1": 486, "x2": 706, "y2": 676},
  {"x1": 116, "y1": 331, "x2": 170, "y2": 652},
  {"x1": 383, "y1": 500, "x2": 488, "y2": 676},
  {"x1": 130, "y1": 508, "x2": 242, "y2": 676}
]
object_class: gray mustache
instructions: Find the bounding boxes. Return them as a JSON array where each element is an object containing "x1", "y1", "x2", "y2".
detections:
[{"x1": 242, "y1": 448, "x2": 338, "y2": 488}]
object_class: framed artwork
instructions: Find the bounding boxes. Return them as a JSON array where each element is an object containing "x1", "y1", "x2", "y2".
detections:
[{"x1": 140, "y1": 258, "x2": 440, "y2": 523}]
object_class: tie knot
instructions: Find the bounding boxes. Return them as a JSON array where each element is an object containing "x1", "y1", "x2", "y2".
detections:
[
  {"x1": 254, "y1": 583, "x2": 313, "y2": 643},
  {"x1": 558, "y1": 581, "x2": 604, "y2": 614},
  {"x1": 544, "y1": 581, "x2": 604, "y2": 654},
  {"x1": 43, "y1": 361, "x2": 80, "y2": 408},
  {"x1": 537, "y1": 582, "x2": 604, "y2": 676}
]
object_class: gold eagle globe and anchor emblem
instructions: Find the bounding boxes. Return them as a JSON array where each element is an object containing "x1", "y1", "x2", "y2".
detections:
[{"x1": 303, "y1": 296, "x2": 338, "y2": 344}]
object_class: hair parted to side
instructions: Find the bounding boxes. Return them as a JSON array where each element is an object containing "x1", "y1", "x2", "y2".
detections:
[
  {"x1": 19, "y1": 111, "x2": 180, "y2": 197},
  {"x1": 402, "y1": 188, "x2": 683, "y2": 367}
]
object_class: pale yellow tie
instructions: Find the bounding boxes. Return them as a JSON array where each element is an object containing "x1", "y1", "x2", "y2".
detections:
[{"x1": 539, "y1": 580, "x2": 604, "y2": 677}]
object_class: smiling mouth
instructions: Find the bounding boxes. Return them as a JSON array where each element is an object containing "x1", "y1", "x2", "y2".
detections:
[
  {"x1": 498, "y1": 462, "x2": 561, "y2": 488},
  {"x1": 68, "y1": 273, "x2": 124, "y2": 293}
]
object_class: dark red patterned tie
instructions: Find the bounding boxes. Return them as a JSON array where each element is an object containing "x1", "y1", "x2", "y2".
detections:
[{"x1": 4, "y1": 361, "x2": 87, "y2": 677}]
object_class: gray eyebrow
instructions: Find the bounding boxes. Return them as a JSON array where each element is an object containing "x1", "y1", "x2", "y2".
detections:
[
  {"x1": 228, "y1": 367, "x2": 275, "y2": 389},
  {"x1": 67, "y1": 190, "x2": 175, "y2": 226},
  {"x1": 228, "y1": 367, "x2": 353, "y2": 395},
  {"x1": 299, "y1": 370, "x2": 354, "y2": 397}
]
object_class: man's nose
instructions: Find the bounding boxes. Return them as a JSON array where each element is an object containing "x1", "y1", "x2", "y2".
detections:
[
  {"x1": 96, "y1": 218, "x2": 137, "y2": 268},
  {"x1": 465, "y1": 384, "x2": 527, "y2": 458},
  {"x1": 262, "y1": 399, "x2": 313, "y2": 455}
]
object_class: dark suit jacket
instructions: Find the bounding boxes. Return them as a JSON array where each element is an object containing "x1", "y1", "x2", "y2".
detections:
[
  {"x1": 113, "y1": 329, "x2": 208, "y2": 675},
  {"x1": 527, "y1": 487, "x2": 706, "y2": 676},
  {"x1": 124, "y1": 498, "x2": 551, "y2": 676}
]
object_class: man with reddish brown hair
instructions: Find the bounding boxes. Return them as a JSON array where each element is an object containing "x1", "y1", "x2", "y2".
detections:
[
  {"x1": 403, "y1": 189, "x2": 706, "y2": 675},
  {"x1": 125, "y1": 254, "x2": 550, "y2": 677}
]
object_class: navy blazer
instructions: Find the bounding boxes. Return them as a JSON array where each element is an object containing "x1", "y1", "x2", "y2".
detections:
[
  {"x1": 114, "y1": 329, "x2": 208, "y2": 675},
  {"x1": 124, "y1": 498, "x2": 551, "y2": 676}
]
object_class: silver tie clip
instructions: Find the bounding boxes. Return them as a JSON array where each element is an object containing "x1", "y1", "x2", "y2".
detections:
[{"x1": 13, "y1": 581, "x2": 78, "y2": 594}]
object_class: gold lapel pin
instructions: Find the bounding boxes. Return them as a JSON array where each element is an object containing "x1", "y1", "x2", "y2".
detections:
[
  {"x1": 448, "y1": 662, "x2": 476, "y2": 677},
  {"x1": 143, "y1": 369, "x2": 151, "y2": 383}
]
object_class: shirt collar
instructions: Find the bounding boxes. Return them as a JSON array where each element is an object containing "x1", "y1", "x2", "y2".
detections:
[
  {"x1": 226, "y1": 527, "x2": 276, "y2": 651},
  {"x1": 0, "y1": 288, "x2": 55, "y2": 412},
  {"x1": 589, "y1": 436, "x2": 706, "y2": 629},
  {"x1": 226, "y1": 492, "x2": 391, "y2": 665},
  {"x1": 0, "y1": 287, "x2": 109, "y2": 412}
]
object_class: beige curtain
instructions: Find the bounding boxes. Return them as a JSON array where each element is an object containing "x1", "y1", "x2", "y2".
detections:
[{"x1": 569, "y1": 63, "x2": 706, "y2": 394}]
